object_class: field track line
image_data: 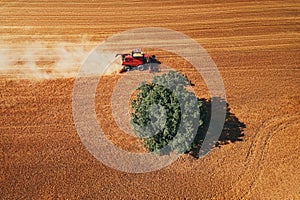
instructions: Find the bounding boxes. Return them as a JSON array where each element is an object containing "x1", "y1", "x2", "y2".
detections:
[{"x1": 209, "y1": 114, "x2": 299, "y2": 199}]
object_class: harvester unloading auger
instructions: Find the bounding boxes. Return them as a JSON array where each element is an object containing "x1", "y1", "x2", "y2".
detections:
[{"x1": 116, "y1": 49, "x2": 161, "y2": 73}]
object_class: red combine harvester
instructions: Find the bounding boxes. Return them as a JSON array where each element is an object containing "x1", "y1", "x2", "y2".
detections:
[{"x1": 116, "y1": 49, "x2": 161, "y2": 73}]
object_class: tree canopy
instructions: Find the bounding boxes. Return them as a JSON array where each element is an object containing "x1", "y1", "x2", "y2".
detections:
[{"x1": 130, "y1": 71, "x2": 207, "y2": 155}]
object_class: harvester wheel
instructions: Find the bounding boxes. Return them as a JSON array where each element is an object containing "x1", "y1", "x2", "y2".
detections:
[
  {"x1": 125, "y1": 66, "x2": 131, "y2": 71},
  {"x1": 138, "y1": 65, "x2": 144, "y2": 71}
]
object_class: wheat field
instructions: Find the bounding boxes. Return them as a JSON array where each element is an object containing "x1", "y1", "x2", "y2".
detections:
[{"x1": 0, "y1": 0, "x2": 299, "y2": 199}]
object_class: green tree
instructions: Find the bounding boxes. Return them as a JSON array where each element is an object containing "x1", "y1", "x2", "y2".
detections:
[{"x1": 131, "y1": 71, "x2": 207, "y2": 155}]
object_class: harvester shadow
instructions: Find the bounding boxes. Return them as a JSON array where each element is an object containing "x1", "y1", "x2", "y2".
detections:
[{"x1": 190, "y1": 97, "x2": 246, "y2": 158}]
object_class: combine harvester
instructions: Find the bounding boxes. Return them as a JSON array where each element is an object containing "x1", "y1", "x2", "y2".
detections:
[{"x1": 116, "y1": 49, "x2": 161, "y2": 73}]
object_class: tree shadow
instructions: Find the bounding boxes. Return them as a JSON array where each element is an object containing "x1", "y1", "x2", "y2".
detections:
[{"x1": 190, "y1": 97, "x2": 246, "y2": 158}]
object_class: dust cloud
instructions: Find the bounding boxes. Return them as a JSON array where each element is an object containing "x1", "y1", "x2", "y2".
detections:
[{"x1": 0, "y1": 41, "x2": 123, "y2": 79}]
